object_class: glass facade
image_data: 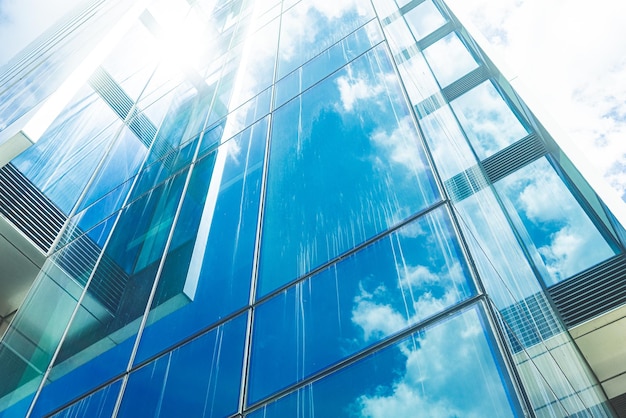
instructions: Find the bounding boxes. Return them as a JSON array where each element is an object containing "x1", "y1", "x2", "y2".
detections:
[{"x1": 0, "y1": 0, "x2": 623, "y2": 417}]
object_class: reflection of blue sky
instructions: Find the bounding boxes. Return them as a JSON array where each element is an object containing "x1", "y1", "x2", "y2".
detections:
[
  {"x1": 117, "y1": 314, "x2": 246, "y2": 418},
  {"x1": 249, "y1": 207, "x2": 474, "y2": 403},
  {"x1": 451, "y1": 81, "x2": 528, "y2": 158},
  {"x1": 355, "y1": 306, "x2": 518, "y2": 418},
  {"x1": 277, "y1": 0, "x2": 374, "y2": 78},
  {"x1": 12, "y1": 87, "x2": 121, "y2": 213},
  {"x1": 249, "y1": 305, "x2": 519, "y2": 418},
  {"x1": 423, "y1": 32, "x2": 478, "y2": 87},
  {"x1": 134, "y1": 117, "x2": 266, "y2": 363},
  {"x1": 259, "y1": 44, "x2": 440, "y2": 296},
  {"x1": 495, "y1": 158, "x2": 616, "y2": 285}
]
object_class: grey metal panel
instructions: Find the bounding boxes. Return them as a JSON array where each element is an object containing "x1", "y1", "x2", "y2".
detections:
[
  {"x1": 441, "y1": 65, "x2": 489, "y2": 102},
  {"x1": 549, "y1": 254, "x2": 626, "y2": 327},
  {"x1": 483, "y1": 133, "x2": 546, "y2": 183},
  {"x1": 0, "y1": 164, "x2": 65, "y2": 251}
]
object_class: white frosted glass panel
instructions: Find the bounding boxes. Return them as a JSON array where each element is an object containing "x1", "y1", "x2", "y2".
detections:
[
  {"x1": 423, "y1": 32, "x2": 478, "y2": 87},
  {"x1": 404, "y1": 0, "x2": 446, "y2": 41}
]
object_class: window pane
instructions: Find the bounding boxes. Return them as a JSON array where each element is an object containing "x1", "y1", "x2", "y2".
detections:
[
  {"x1": 494, "y1": 158, "x2": 617, "y2": 285},
  {"x1": 277, "y1": 0, "x2": 375, "y2": 79},
  {"x1": 274, "y1": 19, "x2": 383, "y2": 108},
  {"x1": 249, "y1": 206, "x2": 475, "y2": 403},
  {"x1": 117, "y1": 314, "x2": 246, "y2": 418},
  {"x1": 420, "y1": 105, "x2": 478, "y2": 181},
  {"x1": 248, "y1": 304, "x2": 522, "y2": 417},
  {"x1": 404, "y1": 0, "x2": 446, "y2": 41},
  {"x1": 396, "y1": 51, "x2": 440, "y2": 104},
  {"x1": 49, "y1": 380, "x2": 122, "y2": 418},
  {"x1": 259, "y1": 45, "x2": 440, "y2": 297},
  {"x1": 423, "y1": 32, "x2": 478, "y2": 87},
  {"x1": 31, "y1": 170, "x2": 189, "y2": 414},
  {"x1": 383, "y1": 15, "x2": 415, "y2": 54},
  {"x1": 134, "y1": 117, "x2": 266, "y2": 364},
  {"x1": 450, "y1": 81, "x2": 529, "y2": 159}
]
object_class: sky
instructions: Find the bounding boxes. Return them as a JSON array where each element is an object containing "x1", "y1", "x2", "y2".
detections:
[{"x1": 1, "y1": 0, "x2": 625, "y2": 200}]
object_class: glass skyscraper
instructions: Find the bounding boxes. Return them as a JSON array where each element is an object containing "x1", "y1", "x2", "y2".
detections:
[{"x1": 1, "y1": 0, "x2": 625, "y2": 416}]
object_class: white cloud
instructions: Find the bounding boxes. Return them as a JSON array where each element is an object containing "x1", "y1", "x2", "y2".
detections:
[
  {"x1": 352, "y1": 261, "x2": 467, "y2": 341},
  {"x1": 370, "y1": 115, "x2": 427, "y2": 175},
  {"x1": 352, "y1": 285, "x2": 407, "y2": 341},
  {"x1": 353, "y1": 308, "x2": 515, "y2": 418},
  {"x1": 446, "y1": 0, "x2": 626, "y2": 200},
  {"x1": 336, "y1": 72, "x2": 385, "y2": 112}
]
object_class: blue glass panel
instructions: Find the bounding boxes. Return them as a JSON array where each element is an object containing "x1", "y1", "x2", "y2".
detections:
[
  {"x1": 77, "y1": 126, "x2": 148, "y2": 212},
  {"x1": 259, "y1": 45, "x2": 440, "y2": 297},
  {"x1": 11, "y1": 87, "x2": 120, "y2": 214},
  {"x1": 199, "y1": 88, "x2": 271, "y2": 158},
  {"x1": 274, "y1": 19, "x2": 383, "y2": 108},
  {"x1": 117, "y1": 314, "x2": 247, "y2": 418},
  {"x1": 450, "y1": 81, "x2": 529, "y2": 159},
  {"x1": 248, "y1": 304, "x2": 522, "y2": 417},
  {"x1": 494, "y1": 158, "x2": 617, "y2": 285},
  {"x1": 277, "y1": 0, "x2": 375, "y2": 79},
  {"x1": 47, "y1": 380, "x2": 122, "y2": 418},
  {"x1": 134, "y1": 117, "x2": 266, "y2": 364},
  {"x1": 249, "y1": 206, "x2": 475, "y2": 404}
]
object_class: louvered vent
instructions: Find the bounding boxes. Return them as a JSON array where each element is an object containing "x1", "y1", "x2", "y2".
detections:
[
  {"x1": 0, "y1": 163, "x2": 129, "y2": 315},
  {"x1": 548, "y1": 254, "x2": 626, "y2": 327},
  {"x1": 611, "y1": 392, "x2": 626, "y2": 418},
  {"x1": 0, "y1": 164, "x2": 65, "y2": 252},
  {"x1": 88, "y1": 66, "x2": 134, "y2": 120},
  {"x1": 416, "y1": 21, "x2": 454, "y2": 50},
  {"x1": 444, "y1": 165, "x2": 488, "y2": 202},
  {"x1": 55, "y1": 232, "x2": 129, "y2": 315},
  {"x1": 442, "y1": 65, "x2": 489, "y2": 101},
  {"x1": 483, "y1": 133, "x2": 546, "y2": 183}
]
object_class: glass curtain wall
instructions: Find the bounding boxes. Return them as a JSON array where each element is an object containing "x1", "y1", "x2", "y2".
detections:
[{"x1": 0, "y1": 0, "x2": 623, "y2": 417}]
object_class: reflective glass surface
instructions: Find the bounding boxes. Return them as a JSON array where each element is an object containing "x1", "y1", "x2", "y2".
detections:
[
  {"x1": 118, "y1": 314, "x2": 247, "y2": 418},
  {"x1": 404, "y1": 0, "x2": 447, "y2": 41},
  {"x1": 12, "y1": 86, "x2": 120, "y2": 213},
  {"x1": 249, "y1": 206, "x2": 474, "y2": 403},
  {"x1": 48, "y1": 380, "x2": 122, "y2": 418},
  {"x1": 420, "y1": 105, "x2": 477, "y2": 181},
  {"x1": 1, "y1": 0, "x2": 621, "y2": 416},
  {"x1": 248, "y1": 304, "x2": 522, "y2": 417},
  {"x1": 423, "y1": 32, "x2": 479, "y2": 87},
  {"x1": 259, "y1": 44, "x2": 440, "y2": 297},
  {"x1": 450, "y1": 81, "x2": 529, "y2": 159},
  {"x1": 277, "y1": 0, "x2": 375, "y2": 79},
  {"x1": 274, "y1": 19, "x2": 383, "y2": 109},
  {"x1": 33, "y1": 170, "x2": 189, "y2": 414},
  {"x1": 134, "y1": 117, "x2": 266, "y2": 363},
  {"x1": 396, "y1": 51, "x2": 440, "y2": 105},
  {"x1": 495, "y1": 158, "x2": 617, "y2": 285}
]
